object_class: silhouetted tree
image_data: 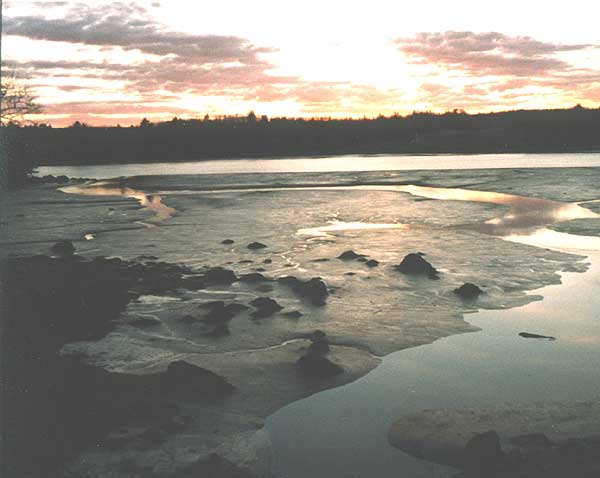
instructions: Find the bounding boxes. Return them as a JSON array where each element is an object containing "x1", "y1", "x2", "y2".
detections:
[{"x1": 1, "y1": 72, "x2": 42, "y2": 188}]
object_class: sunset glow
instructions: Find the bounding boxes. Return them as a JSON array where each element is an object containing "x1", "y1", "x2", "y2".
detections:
[{"x1": 2, "y1": 0, "x2": 600, "y2": 126}]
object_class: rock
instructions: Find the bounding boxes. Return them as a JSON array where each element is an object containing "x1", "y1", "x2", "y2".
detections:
[
  {"x1": 510, "y1": 433, "x2": 553, "y2": 460},
  {"x1": 263, "y1": 258, "x2": 272, "y2": 264},
  {"x1": 180, "y1": 275, "x2": 206, "y2": 290},
  {"x1": 297, "y1": 354, "x2": 343, "y2": 378},
  {"x1": 337, "y1": 250, "x2": 365, "y2": 260},
  {"x1": 283, "y1": 310, "x2": 303, "y2": 319},
  {"x1": 239, "y1": 272, "x2": 270, "y2": 283},
  {"x1": 312, "y1": 258, "x2": 330, "y2": 262},
  {"x1": 205, "y1": 323, "x2": 230, "y2": 338},
  {"x1": 519, "y1": 332, "x2": 556, "y2": 340},
  {"x1": 200, "y1": 302, "x2": 247, "y2": 324},
  {"x1": 394, "y1": 253, "x2": 439, "y2": 279},
  {"x1": 277, "y1": 276, "x2": 329, "y2": 306},
  {"x1": 256, "y1": 284, "x2": 274, "y2": 293},
  {"x1": 345, "y1": 272, "x2": 356, "y2": 276},
  {"x1": 198, "y1": 300, "x2": 226, "y2": 309},
  {"x1": 250, "y1": 297, "x2": 283, "y2": 318},
  {"x1": 203, "y1": 267, "x2": 237, "y2": 285},
  {"x1": 50, "y1": 240, "x2": 75, "y2": 257},
  {"x1": 454, "y1": 283, "x2": 484, "y2": 299},
  {"x1": 462, "y1": 431, "x2": 505, "y2": 474},
  {"x1": 238, "y1": 259, "x2": 254, "y2": 264},
  {"x1": 308, "y1": 330, "x2": 330, "y2": 355},
  {"x1": 171, "y1": 452, "x2": 253, "y2": 478},
  {"x1": 365, "y1": 259, "x2": 379, "y2": 268},
  {"x1": 221, "y1": 239, "x2": 235, "y2": 244},
  {"x1": 162, "y1": 361, "x2": 235, "y2": 396},
  {"x1": 178, "y1": 314, "x2": 199, "y2": 323},
  {"x1": 247, "y1": 242, "x2": 267, "y2": 250},
  {"x1": 255, "y1": 267, "x2": 266, "y2": 272}
]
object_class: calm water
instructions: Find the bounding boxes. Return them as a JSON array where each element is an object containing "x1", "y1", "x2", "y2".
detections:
[{"x1": 37, "y1": 152, "x2": 600, "y2": 179}]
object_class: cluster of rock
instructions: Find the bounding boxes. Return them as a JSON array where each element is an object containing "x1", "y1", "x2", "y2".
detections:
[
  {"x1": 461, "y1": 430, "x2": 600, "y2": 477},
  {"x1": 296, "y1": 330, "x2": 343, "y2": 378},
  {"x1": 337, "y1": 249, "x2": 379, "y2": 268}
]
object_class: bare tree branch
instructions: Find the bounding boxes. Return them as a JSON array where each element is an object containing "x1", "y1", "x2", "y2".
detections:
[{"x1": 1, "y1": 71, "x2": 42, "y2": 125}]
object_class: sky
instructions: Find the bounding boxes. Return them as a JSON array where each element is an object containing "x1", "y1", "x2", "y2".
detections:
[{"x1": 2, "y1": 0, "x2": 600, "y2": 126}]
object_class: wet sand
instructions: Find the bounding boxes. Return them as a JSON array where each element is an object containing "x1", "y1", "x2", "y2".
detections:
[{"x1": 1, "y1": 162, "x2": 599, "y2": 477}]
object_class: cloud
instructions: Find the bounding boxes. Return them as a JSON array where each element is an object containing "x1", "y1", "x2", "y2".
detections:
[
  {"x1": 3, "y1": 2, "x2": 274, "y2": 64},
  {"x1": 2, "y1": 2, "x2": 402, "y2": 120},
  {"x1": 395, "y1": 31, "x2": 595, "y2": 77}
]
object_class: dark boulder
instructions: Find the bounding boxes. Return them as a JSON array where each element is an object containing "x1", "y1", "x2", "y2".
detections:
[
  {"x1": 263, "y1": 258, "x2": 273, "y2": 264},
  {"x1": 337, "y1": 250, "x2": 365, "y2": 260},
  {"x1": 297, "y1": 354, "x2": 342, "y2": 378},
  {"x1": 239, "y1": 272, "x2": 270, "y2": 283},
  {"x1": 394, "y1": 253, "x2": 439, "y2": 279},
  {"x1": 50, "y1": 240, "x2": 75, "y2": 257},
  {"x1": 247, "y1": 242, "x2": 267, "y2": 250},
  {"x1": 454, "y1": 283, "x2": 483, "y2": 299},
  {"x1": 202, "y1": 267, "x2": 237, "y2": 285},
  {"x1": 250, "y1": 297, "x2": 283, "y2": 318},
  {"x1": 180, "y1": 275, "x2": 206, "y2": 290},
  {"x1": 277, "y1": 276, "x2": 329, "y2": 306},
  {"x1": 365, "y1": 259, "x2": 379, "y2": 268},
  {"x1": 519, "y1": 332, "x2": 556, "y2": 340},
  {"x1": 307, "y1": 330, "x2": 330, "y2": 355},
  {"x1": 462, "y1": 431, "x2": 505, "y2": 474},
  {"x1": 221, "y1": 239, "x2": 235, "y2": 244},
  {"x1": 199, "y1": 302, "x2": 247, "y2": 324}
]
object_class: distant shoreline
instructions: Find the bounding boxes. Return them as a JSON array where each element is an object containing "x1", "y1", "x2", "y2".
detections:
[{"x1": 3, "y1": 107, "x2": 598, "y2": 167}]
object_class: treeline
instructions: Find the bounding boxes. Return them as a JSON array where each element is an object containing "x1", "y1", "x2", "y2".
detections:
[{"x1": 5, "y1": 106, "x2": 600, "y2": 167}]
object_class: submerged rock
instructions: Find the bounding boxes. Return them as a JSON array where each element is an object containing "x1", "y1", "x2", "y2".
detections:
[
  {"x1": 250, "y1": 297, "x2": 283, "y2": 318},
  {"x1": 221, "y1": 239, "x2": 235, "y2": 244},
  {"x1": 50, "y1": 240, "x2": 75, "y2": 257},
  {"x1": 519, "y1": 332, "x2": 556, "y2": 340},
  {"x1": 394, "y1": 253, "x2": 439, "y2": 279},
  {"x1": 365, "y1": 259, "x2": 379, "y2": 268},
  {"x1": 247, "y1": 242, "x2": 267, "y2": 250},
  {"x1": 278, "y1": 276, "x2": 329, "y2": 305},
  {"x1": 454, "y1": 282, "x2": 484, "y2": 299}
]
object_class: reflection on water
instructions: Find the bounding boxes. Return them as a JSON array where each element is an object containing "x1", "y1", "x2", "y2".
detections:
[
  {"x1": 37, "y1": 152, "x2": 600, "y2": 179},
  {"x1": 298, "y1": 221, "x2": 408, "y2": 239},
  {"x1": 393, "y1": 184, "x2": 598, "y2": 235},
  {"x1": 62, "y1": 180, "x2": 600, "y2": 252},
  {"x1": 60, "y1": 183, "x2": 176, "y2": 224}
]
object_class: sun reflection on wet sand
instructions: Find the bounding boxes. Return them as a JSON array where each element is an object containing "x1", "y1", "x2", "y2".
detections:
[
  {"x1": 61, "y1": 180, "x2": 599, "y2": 252},
  {"x1": 60, "y1": 182, "x2": 176, "y2": 224},
  {"x1": 298, "y1": 221, "x2": 408, "y2": 238}
]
